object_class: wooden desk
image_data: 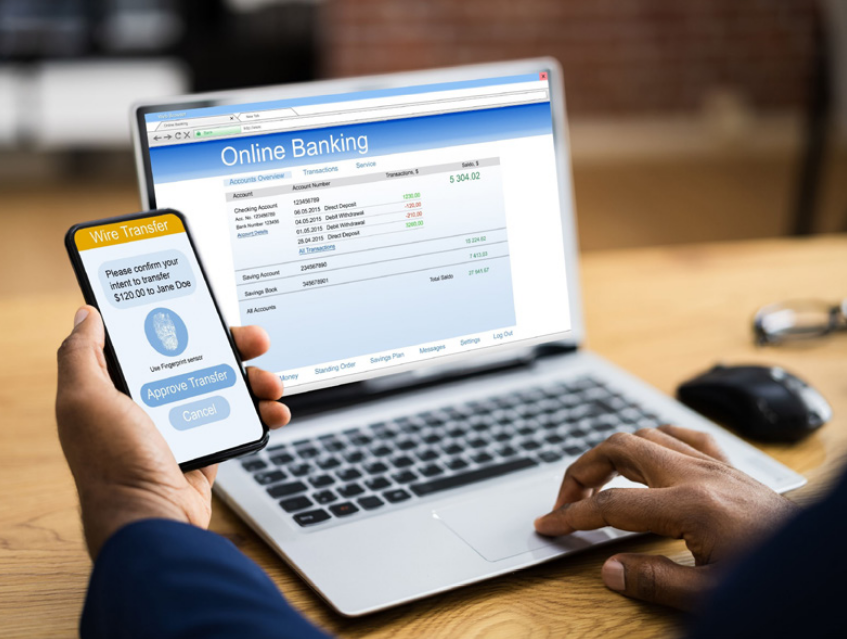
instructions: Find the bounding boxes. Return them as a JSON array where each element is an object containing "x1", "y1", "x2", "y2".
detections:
[{"x1": 2, "y1": 235, "x2": 846, "y2": 638}]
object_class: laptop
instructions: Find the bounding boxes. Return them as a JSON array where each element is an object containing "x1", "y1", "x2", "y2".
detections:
[{"x1": 131, "y1": 58, "x2": 805, "y2": 616}]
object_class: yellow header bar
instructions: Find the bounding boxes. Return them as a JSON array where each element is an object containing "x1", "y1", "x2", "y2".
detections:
[{"x1": 75, "y1": 214, "x2": 184, "y2": 251}]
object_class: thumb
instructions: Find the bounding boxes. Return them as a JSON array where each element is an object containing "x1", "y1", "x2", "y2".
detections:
[
  {"x1": 601, "y1": 553, "x2": 712, "y2": 611},
  {"x1": 57, "y1": 305, "x2": 111, "y2": 389}
]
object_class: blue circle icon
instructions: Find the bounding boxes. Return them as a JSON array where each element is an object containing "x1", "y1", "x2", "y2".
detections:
[{"x1": 144, "y1": 307, "x2": 189, "y2": 356}]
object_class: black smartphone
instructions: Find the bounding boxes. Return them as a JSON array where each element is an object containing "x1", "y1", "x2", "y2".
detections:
[{"x1": 65, "y1": 209, "x2": 269, "y2": 471}]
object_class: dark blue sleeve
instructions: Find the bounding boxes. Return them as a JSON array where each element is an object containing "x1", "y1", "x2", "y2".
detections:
[
  {"x1": 81, "y1": 519, "x2": 331, "y2": 639},
  {"x1": 689, "y1": 469, "x2": 847, "y2": 638}
]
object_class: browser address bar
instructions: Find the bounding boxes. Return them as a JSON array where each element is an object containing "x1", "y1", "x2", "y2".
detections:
[{"x1": 192, "y1": 90, "x2": 548, "y2": 139}]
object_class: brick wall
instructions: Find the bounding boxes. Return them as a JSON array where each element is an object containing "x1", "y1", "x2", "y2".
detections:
[{"x1": 317, "y1": 0, "x2": 818, "y2": 116}]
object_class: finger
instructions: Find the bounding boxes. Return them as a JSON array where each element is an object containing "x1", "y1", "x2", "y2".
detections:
[
  {"x1": 230, "y1": 325, "x2": 270, "y2": 362},
  {"x1": 56, "y1": 306, "x2": 111, "y2": 390},
  {"x1": 656, "y1": 425, "x2": 730, "y2": 463},
  {"x1": 246, "y1": 366, "x2": 284, "y2": 400},
  {"x1": 602, "y1": 553, "x2": 712, "y2": 611},
  {"x1": 259, "y1": 400, "x2": 291, "y2": 430},
  {"x1": 634, "y1": 427, "x2": 716, "y2": 462},
  {"x1": 197, "y1": 464, "x2": 218, "y2": 486},
  {"x1": 553, "y1": 432, "x2": 679, "y2": 510},
  {"x1": 536, "y1": 486, "x2": 682, "y2": 538}
]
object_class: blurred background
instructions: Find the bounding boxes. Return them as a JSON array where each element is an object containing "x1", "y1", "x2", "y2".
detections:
[{"x1": 2, "y1": 0, "x2": 847, "y2": 298}]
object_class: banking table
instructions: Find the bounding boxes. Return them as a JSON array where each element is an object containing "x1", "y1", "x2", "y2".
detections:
[{"x1": 1, "y1": 235, "x2": 846, "y2": 638}]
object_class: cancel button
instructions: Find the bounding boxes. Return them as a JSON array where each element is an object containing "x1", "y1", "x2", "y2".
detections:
[{"x1": 169, "y1": 396, "x2": 231, "y2": 431}]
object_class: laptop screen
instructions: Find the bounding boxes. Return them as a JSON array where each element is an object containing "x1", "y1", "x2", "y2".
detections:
[{"x1": 137, "y1": 68, "x2": 573, "y2": 394}]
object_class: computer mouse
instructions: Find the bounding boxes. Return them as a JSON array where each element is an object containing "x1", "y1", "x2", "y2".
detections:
[{"x1": 677, "y1": 364, "x2": 831, "y2": 443}]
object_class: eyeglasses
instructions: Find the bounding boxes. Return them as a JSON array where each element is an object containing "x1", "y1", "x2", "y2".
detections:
[{"x1": 754, "y1": 299, "x2": 847, "y2": 345}]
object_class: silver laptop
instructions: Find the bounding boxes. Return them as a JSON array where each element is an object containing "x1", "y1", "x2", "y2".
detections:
[{"x1": 131, "y1": 58, "x2": 805, "y2": 616}]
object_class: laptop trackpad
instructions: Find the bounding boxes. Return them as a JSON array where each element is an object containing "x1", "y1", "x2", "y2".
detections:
[{"x1": 434, "y1": 475, "x2": 619, "y2": 563}]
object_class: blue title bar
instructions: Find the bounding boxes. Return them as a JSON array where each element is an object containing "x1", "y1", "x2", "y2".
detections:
[{"x1": 149, "y1": 102, "x2": 553, "y2": 184}]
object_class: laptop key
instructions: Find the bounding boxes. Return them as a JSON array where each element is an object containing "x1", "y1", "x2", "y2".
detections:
[
  {"x1": 316, "y1": 457, "x2": 341, "y2": 470},
  {"x1": 330, "y1": 502, "x2": 360, "y2": 517},
  {"x1": 270, "y1": 453, "x2": 295, "y2": 465},
  {"x1": 446, "y1": 458, "x2": 469, "y2": 471},
  {"x1": 396, "y1": 439, "x2": 417, "y2": 451},
  {"x1": 471, "y1": 451, "x2": 493, "y2": 464},
  {"x1": 365, "y1": 476, "x2": 391, "y2": 491},
  {"x1": 343, "y1": 450, "x2": 366, "y2": 464},
  {"x1": 336, "y1": 468, "x2": 362, "y2": 481},
  {"x1": 383, "y1": 489, "x2": 412, "y2": 503},
  {"x1": 267, "y1": 481, "x2": 308, "y2": 498},
  {"x1": 288, "y1": 464, "x2": 312, "y2": 477},
  {"x1": 296, "y1": 447, "x2": 320, "y2": 459},
  {"x1": 280, "y1": 496, "x2": 313, "y2": 513},
  {"x1": 416, "y1": 449, "x2": 439, "y2": 461},
  {"x1": 313, "y1": 490, "x2": 337, "y2": 504},
  {"x1": 496, "y1": 446, "x2": 518, "y2": 457},
  {"x1": 338, "y1": 483, "x2": 365, "y2": 498},
  {"x1": 293, "y1": 509, "x2": 331, "y2": 527},
  {"x1": 563, "y1": 444, "x2": 587, "y2": 456},
  {"x1": 419, "y1": 464, "x2": 443, "y2": 477},
  {"x1": 253, "y1": 470, "x2": 286, "y2": 485},
  {"x1": 392, "y1": 470, "x2": 418, "y2": 484},
  {"x1": 409, "y1": 458, "x2": 538, "y2": 497},
  {"x1": 539, "y1": 450, "x2": 563, "y2": 463},
  {"x1": 371, "y1": 445, "x2": 393, "y2": 457},
  {"x1": 364, "y1": 461, "x2": 389, "y2": 475},
  {"x1": 266, "y1": 443, "x2": 288, "y2": 452},
  {"x1": 309, "y1": 474, "x2": 334, "y2": 488},
  {"x1": 392, "y1": 456, "x2": 415, "y2": 469},
  {"x1": 242, "y1": 459, "x2": 267, "y2": 472},
  {"x1": 443, "y1": 443, "x2": 463, "y2": 455},
  {"x1": 358, "y1": 496, "x2": 385, "y2": 510}
]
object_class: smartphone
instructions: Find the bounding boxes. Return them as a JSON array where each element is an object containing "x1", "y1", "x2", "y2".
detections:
[{"x1": 65, "y1": 209, "x2": 269, "y2": 470}]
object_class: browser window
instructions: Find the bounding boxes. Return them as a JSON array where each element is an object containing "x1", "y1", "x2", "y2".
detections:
[{"x1": 142, "y1": 72, "x2": 572, "y2": 393}]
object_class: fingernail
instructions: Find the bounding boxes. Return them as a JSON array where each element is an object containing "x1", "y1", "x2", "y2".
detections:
[
  {"x1": 602, "y1": 559, "x2": 626, "y2": 591},
  {"x1": 73, "y1": 308, "x2": 89, "y2": 327}
]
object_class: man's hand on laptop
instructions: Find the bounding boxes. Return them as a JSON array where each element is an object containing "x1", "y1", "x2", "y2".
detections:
[
  {"x1": 56, "y1": 306, "x2": 290, "y2": 559},
  {"x1": 534, "y1": 425, "x2": 797, "y2": 611}
]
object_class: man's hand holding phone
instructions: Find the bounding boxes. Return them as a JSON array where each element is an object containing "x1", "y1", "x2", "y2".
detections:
[{"x1": 57, "y1": 306, "x2": 290, "y2": 559}]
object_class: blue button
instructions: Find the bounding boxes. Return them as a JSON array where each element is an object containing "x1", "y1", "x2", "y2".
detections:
[
  {"x1": 169, "y1": 396, "x2": 231, "y2": 431},
  {"x1": 141, "y1": 364, "x2": 237, "y2": 407}
]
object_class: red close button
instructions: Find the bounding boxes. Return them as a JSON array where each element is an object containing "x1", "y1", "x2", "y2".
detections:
[{"x1": 539, "y1": 71, "x2": 548, "y2": 81}]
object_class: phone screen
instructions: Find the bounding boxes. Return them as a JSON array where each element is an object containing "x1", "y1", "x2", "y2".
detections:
[{"x1": 72, "y1": 212, "x2": 266, "y2": 466}]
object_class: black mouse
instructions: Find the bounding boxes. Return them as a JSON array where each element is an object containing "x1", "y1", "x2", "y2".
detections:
[{"x1": 677, "y1": 364, "x2": 831, "y2": 443}]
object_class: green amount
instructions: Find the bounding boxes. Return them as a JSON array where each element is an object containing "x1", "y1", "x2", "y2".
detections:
[{"x1": 449, "y1": 171, "x2": 481, "y2": 184}]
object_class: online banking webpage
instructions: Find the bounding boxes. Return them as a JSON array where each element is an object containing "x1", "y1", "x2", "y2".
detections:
[{"x1": 143, "y1": 71, "x2": 572, "y2": 393}]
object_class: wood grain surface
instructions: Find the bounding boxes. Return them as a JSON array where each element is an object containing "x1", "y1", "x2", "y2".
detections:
[{"x1": 1, "y1": 235, "x2": 846, "y2": 638}]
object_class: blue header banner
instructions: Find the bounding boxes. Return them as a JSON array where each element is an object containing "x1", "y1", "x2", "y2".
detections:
[
  {"x1": 150, "y1": 102, "x2": 553, "y2": 184},
  {"x1": 144, "y1": 73, "x2": 541, "y2": 122}
]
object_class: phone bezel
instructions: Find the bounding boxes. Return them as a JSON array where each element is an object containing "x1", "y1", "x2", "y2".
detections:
[{"x1": 64, "y1": 208, "x2": 269, "y2": 471}]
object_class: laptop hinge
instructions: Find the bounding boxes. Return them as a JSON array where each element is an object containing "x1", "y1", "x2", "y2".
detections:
[{"x1": 284, "y1": 342, "x2": 578, "y2": 418}]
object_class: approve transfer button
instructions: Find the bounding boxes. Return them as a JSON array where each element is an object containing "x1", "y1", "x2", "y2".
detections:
[
  {"x1": 141, "y1": 364, "x2": 237, "y2": 407},
  {"x1": 169, "y1": 396, "x2": 231, "y2": 431}
]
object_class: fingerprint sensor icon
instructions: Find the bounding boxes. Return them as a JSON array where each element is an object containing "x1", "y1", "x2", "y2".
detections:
[{"x1": 145, "y1": 307, "x2": 188, "y2": 356}]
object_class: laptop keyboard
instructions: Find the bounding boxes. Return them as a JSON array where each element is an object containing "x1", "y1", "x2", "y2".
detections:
[{"x1": 239, "y1": 375, "x2": 664, "y2": 528}]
